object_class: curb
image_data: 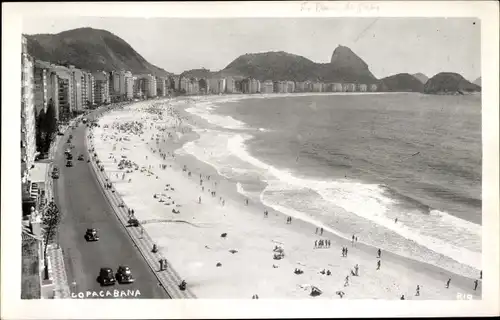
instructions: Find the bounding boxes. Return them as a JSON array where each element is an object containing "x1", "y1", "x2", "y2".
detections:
[{"x1": 84, "y1": 126, "x2": 196, "y2": 299}]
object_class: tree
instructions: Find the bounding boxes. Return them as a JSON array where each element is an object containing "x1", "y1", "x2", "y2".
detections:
[
  {"x1": 35, "y1": 108, "x2": 46, "y2": 153},
  {"x1": 41, "y1": 201, "x2": 61, "y2": 279},
  {"x1": 41, "y1": 99, "x2": 58, "y2": 153}
]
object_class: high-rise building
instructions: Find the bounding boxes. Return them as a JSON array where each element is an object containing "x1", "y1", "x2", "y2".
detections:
[
  {"x1": 68, "y1": 66, "x2": 83, "y2": 112},
  {"x1": 370, "y1": 84, "x2": 378, "y2": 92},
  {"x1": 21, "y1": 35, "x2": 37, "y2": 184},
  {"x1": 93, "y1": 71, "x2": 110, "y2": 105},
  {"x1": 261, "y1": 80, "x2": 274, "y2": 93},
  {"x1": 225, "y1": 77, "x2": 236, "y2": 93},
  {"x1": 57, "y1": 77, "x2": 71, "y2": 122},
  {"x1": 156, "y1": 76, "x2": 166, "y2": 97},
  {"x1": 33, "y1": 60, "x2": 50, "y2": 116},
  {"x1": 81, "y1": 71, "x2": 95, "y2": 108},
  {"x1": 132, "y1": 76, "x2": 142, "y2": 98}
]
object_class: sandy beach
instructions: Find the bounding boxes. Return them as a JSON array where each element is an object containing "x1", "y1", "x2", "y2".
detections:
[{"x1": 88, "y1": 96, "x2": 482, "y2": 299}]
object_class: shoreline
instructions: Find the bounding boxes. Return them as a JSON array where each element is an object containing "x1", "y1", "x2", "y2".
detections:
[{"x1": 92, "y1": 98, "x2": 482, "y2": 299}]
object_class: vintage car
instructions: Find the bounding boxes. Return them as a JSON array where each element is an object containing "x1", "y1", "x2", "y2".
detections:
[
  {"x1": 66, "y1": 160, "x2": 73, "y2": 167},
  {"x1": 66, "y1": 153, "x2": 73, "y2": 160},
  {"x1": 98, "y1": 268, "x2": 116, "y2": 286},
  {"x1": 84, "y1": 228, "x2": 99, "y2": 241},
  {"x1": 51, "y1": 171, "x2": 60, "y2": 179},
  {"x1": 115, "y1": 266, "x2": 135, "y2": 284},
  {"x1": 78, "y1": 154, "x2": 84, "y2": 161},
  {"x1": 128, "y1": 218, "x2": 139, "y2": 227}
]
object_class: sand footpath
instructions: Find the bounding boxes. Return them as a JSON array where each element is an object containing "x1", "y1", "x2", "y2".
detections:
[{"x1": 91, "y1": 98, "x2": 481, "y2": 299}]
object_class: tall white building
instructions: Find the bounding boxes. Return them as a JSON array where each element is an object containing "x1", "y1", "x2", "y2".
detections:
[{"x1": 21, "y1": 35, "x2": 37, "y2": 183}]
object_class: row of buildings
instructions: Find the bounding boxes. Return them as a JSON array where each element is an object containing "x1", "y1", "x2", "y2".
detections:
[{"x1": 172, "y1": 75, "x2": 378, "y2": 95}]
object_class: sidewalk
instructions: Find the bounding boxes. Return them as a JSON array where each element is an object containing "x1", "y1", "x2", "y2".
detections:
[
  {"x1": 46, "y1": 244, "x2": 71, "y2": 299},
  {"x1": 85, "y1": 130, "x2": 196, "y2": 299}
]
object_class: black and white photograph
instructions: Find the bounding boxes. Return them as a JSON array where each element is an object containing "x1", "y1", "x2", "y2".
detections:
[{"x1": 2, "y1": 1, "x2": 499, "y2": 319}]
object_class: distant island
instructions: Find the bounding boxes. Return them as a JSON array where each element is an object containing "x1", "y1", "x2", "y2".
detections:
[{"x1": 25, "y1": 27, "x2": 481, "y2": 95}]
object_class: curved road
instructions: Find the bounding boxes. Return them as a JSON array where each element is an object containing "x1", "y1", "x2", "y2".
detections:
[{"x1": 53, "y1": 108, "x2": 170, "y2": 299}]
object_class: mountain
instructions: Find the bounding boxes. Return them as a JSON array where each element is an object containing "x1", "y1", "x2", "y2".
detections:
[
  {"x1": 412, "y1": 73, "x2": 429, "y2": 84},
  {"x1": 220, "y1": 51, "x2": 322, "y2": 82},
  {"x1": 474, "y1": 77, "x2": 481, "y2": 86},
  {"x1": 218, "y1": 46, "x2": 379, "y2": 85},
  {"x1": 381, "y1": 73, "x2": 424, "y2": 92},
  {"x1": 424, "y1": 72, "x2": 481, "y2": 94},
  {"x1": 25, "y1": 27, "x2": 170, "y2": 76},
  {"x1": 320, "y1": 45, "x2": 379, "y2": 84},
  {"x1": 180, "y1": 68, "x2": 216, "y2": 79}
]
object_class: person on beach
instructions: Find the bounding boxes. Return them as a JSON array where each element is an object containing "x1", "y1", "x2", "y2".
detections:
[
  {"x1": 245, "y1": 199, "x2": 249, "y2": 206},
  {"x1": 400, "y1": 295, "x2": 405, "y2": 300},
  {"x1": 344, "y1": 276, "x2": 349, "y2": 287},
  {"x1": 345, "y1": 247, "x2": 348, "y2": 257},
  {"x1": 395, "y1": 218, "x2": 398, "y2": 223},
  {"x1": 314, "y1": 240, "x2": 318, "y2": 248},
  {"x1": 316, "y1": 227, "x2": 318, "y2": 234},
  {"x1": 446, "y1": 278, "x2": 451, "y2": 288},
  {"x1": 377, "y1": 248, "x2": 382, "y2": 258},
  {"x1": 376, "y1": 260, "x2": 381, "y2": 270},
  {"x1": 354, "y1": 264, "x2": 359, "y2": 276},
  {"x1": 320, "y1": 227, "x2": 324, "y2": 235},
  {"x1": 480, "y1": 270, "x2": 482, "y2": 279},
  {"x1": 415, "y1": 285, "x2": 420, "y2": 296},
  {"x1": 473, "y1": 279, "x2": 479, "y2": 291},
  {"x1": 199, "y1": 196, "x2": 201, "y2": 204},
  {"x1": 341, "y1": 247, "x2": 345, "y2": 257},
  {"x1": 351, "y1": 235, "x2": 355, "y2": 246}
]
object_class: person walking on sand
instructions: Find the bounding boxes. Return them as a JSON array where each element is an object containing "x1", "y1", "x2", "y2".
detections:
[
  {"x1": 320, "y1": 227, "x2": 323, "y2": 235},
  {"x1": 474, "y1": 279, "x2": 479, "y2": 291},
  {"x1": 314, "y1": 240, "x2": 318, "y2": 248},
  {"x1": 377, "y1": 260, "x2": 381, "y2": 270},
  {"x1": 199, "y1": 196, "x2": 201, "y2": 204},
  {"x1": 341, "y1": 247, "x2": 345, "y2": 257},
  {"x1": 415, "y1": 285, "x2": 420, "y2": 296},
  {"x1": 344, "y1": 275, "x2": 349, "y2": 287},
  {"x1": 245, "y1": 198, "x2": 249, "y2": 206},
  {"x1": 377, "y1": 248, "x2": 381, "y2": 258},
  {"x1": 446, "y1": 278, "x2": 451, "y2": 289},
  {"x1": 351, "y1": 235, "x2": 355, "y2": 246},
  {"x1": 316, "y1": 227, "x2": 318, "y2": 234},
  {"x1": 354, "y1": 264, "x2": 359, "y2": 276},
  {"x1": 395, "y1": 218, "x2": 398, "y2": 223}
]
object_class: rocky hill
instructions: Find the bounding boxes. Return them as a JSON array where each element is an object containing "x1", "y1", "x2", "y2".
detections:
[
  {"x1": 320, "y1": 45, "x2": 378, "y2": 84},
  {"x1": 474, "y1": 77, "x2": 481, "y2": 87},
  {"x1": 25, "y1": 27, "x2": 171, "y2": 76},
  {"x1": 424, "y1": 72, "x2": 481, "y2": 94},
  {"x1": 381, "y1": 73, "x2": 425, "y2": 92},
  {"x1": 220, "y1": 51, "x2": 322, "y2": 82},
  {"x1": 412, "y1": 73, "x2": 429, "y2": 84},
  {"x1": 219, "y1": 46, "x2": 379, "y2": 85}
]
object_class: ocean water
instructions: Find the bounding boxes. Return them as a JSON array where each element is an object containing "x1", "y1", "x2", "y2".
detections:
[{"x1": 176, "y1": 93, "x2": 482, "y2": 278}]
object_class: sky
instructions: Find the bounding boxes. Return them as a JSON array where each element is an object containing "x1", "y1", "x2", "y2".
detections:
[{"x1": 22, "y1": 17, "x2": 481, "y2": 81}]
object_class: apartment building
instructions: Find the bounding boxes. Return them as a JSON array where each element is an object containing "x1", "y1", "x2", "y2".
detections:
[
  {"x1": 92, "y1": 71, "x2": 110, "y2": 105},
  {"x1": 370, "y1": 84, "x2": 378, "y2": 92},
  {"x1": 68, "y1": 66, "x2": 83, "y2": 112},
  {"x1": 132, "y1": 76, "x2": 143, "y2": 98},
  {"x1": 33, "y1": 60, "x2": 50, "y2": 116},
  {"x1": 358, "y1": 84, "x2": 368, "y2": 92},
  {"x1": 225, "y1": 77, "x2": 236, "y2": 94},
  {"x1": 57, "y1": 77, "x2": 71, "y2": 122},
  {"x1": 207, "y1": 78, "x2": 220, "y2": 94},
  {"x1": 156, "y1": 76, "x2": 166, "y2": 97},
  {"x1": 125, "y1": 75, "x2": 133, "y2": 100},
  {"x1": 261, "y1": 80, "x2": 274, "y2": 94},
  {"x1": 312, "y1": 82, "x2": 323, "y2": 92},
  {"x1": 81, "y1": 71, "x2": 95, "y2": 108},
  {"x1": 286, "y1": 81, "x2": 295, "y2": 93},
  {"x1": 21, "y1": 35, "x2": 37, "y2": 183},
  {"x1": 108, "y1": 71, "x2": 120, "y2": 101}
]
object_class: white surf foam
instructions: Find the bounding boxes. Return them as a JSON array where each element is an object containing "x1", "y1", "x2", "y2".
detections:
[{"x1": 226, "y1": 131, "x2": 482, "y2": 271}]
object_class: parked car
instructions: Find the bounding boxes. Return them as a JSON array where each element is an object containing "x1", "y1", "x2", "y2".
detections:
[
  {"x1": 66, "y1": 160, "x2": 73, "y2": 167},
  {"x1": 78, "y1": 154, "x2": 84, "y2": 161},
  {"x1": 116, "y1": 266, "x2": 135, "y2": 284},
  {"x1": 128, "y1": 218, "x2": 139, "y2": 227},
  {"x1": 51, "y1": 171, "x2": 59, "y2": 179},
  {"x1": 57, "y1": 131, "x2": 64, "y2": 136},
  {"x1": 98, "y1": 268, "x2": 116, "y2": 286},
  {"x1": 84, "y1": 228, "x2": 99, "y2": 241},
  {"x1": 66, "y1": 153, "x2": 73, "y2": 160}
]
